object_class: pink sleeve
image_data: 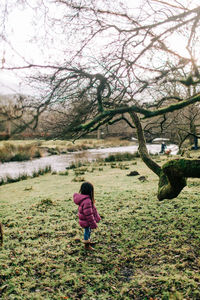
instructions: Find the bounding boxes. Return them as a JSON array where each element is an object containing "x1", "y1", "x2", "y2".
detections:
[
  {"x1": 83, "y1": 199, "x2": 97, "y2": 229},
  {"x1": 93, "y1": 206, "x2": 101, "y2": 223}
]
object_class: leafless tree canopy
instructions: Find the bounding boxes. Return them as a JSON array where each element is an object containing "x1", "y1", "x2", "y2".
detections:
[{"x1": 1, "y1": 0, "x2": 200, "y2": 137}]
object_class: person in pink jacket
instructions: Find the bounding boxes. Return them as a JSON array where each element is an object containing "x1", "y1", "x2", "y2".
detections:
[{"x1": 73, "y1": 182, "x2": 101, "y2": 251}]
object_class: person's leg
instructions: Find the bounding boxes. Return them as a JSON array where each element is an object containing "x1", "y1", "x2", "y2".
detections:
[
  {"x1": 84, "y1": 227, "x2": 91, "y2": 241},
  {"x1": 84, "y1": 228, "x2": 94, "y2": 251}
]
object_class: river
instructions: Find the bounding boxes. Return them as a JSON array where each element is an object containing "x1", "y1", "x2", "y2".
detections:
[{"x1": 0, "y1": 143, "x2": 178, "y2": 180}]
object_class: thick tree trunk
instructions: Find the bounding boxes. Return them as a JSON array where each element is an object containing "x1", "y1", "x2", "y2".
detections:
[
  {"x1": 158, "y1": 159, "x2": 200, "y2": 200},
  {"x1": 129, "y1": 112, "x2": 200, "y2": 201},
  {"x1": 129, "y1": 112, "x2": 161, "y2": 176}
]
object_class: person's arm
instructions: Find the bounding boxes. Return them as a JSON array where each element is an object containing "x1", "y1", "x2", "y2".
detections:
[
  {"x1": 83, "y1": 200, "x2": 97, "y2": 229},
  {"x1": 93, "y1": 206, "x2": 101, "y2": 223}
]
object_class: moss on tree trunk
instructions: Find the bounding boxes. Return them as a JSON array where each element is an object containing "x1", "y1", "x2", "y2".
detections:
[
  {"x1": 129, "y1": 112, "x2": 200, "y2": 201},
  {"x1": 158, "y1": 159, "x2": 200, "y2": 200}
]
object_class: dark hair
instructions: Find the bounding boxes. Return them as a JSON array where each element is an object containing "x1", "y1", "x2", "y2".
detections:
[{"x1": 80, "y1": 182, "x2": 95, "y2": 203}]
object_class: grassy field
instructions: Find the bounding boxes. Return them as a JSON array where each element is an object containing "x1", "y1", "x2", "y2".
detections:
[{"x1": 0, "y1": 156, "x2": 200, "y2": 299}]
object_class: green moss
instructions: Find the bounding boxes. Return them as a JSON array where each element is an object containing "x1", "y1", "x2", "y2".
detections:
[{"x1": 158, "y1": 159, "x2": 200, "y2": 200}]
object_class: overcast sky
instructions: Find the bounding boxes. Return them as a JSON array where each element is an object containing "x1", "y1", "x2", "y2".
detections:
[
  {"x1": 0, "y1": 0, "x2": 142, "y2": 94},
  {"x1": 1, "y1": 0, "x2": 200, "y2": 95}
]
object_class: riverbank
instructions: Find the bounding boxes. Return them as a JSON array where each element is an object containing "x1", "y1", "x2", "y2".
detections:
[
  {"x1": 0, "y1": 157, "x2": 200, "y2": 299},
  {"x1": 0, "y1": 138, "x2": 134, "y2": 163},
  {"x1": 0, "y1": 143, "x2": 179, "y2": 182}
]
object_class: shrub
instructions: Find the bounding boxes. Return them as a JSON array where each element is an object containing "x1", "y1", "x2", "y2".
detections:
[
  {"x1": 40, "y1": 198, "x2": 54, "y2": 206},
  {"x1": 44, "y1": 165, "x2": 51, "y2": 173},
  {"x1": 105, "y1": 152, "x2": 139, "y2": 162},
  {"x1": 37, "y1": 166, "x2": 51, "y2": 175},
  {"x1": 118, "y1": 163, "x2": 129, "y2": 170},
  {"x1": 0, "y1": 143, "x2": 42, "y2": 162},
  {"x1": 19, "y1": 174, "x2": 28, "y2": 181},
  {"x1": 59, "y1": 171, "x2": 69, "y2": 176},
  {"x1": 11, "y1": 153, "x2": 31, "y2": 161},
  {"x1": 67, "y1": 161, "x2": 84, "y2": 169},
  {"x1": 72, "y1": 176, "x2": 85, "y2": 182},
  {"x1": 32, "y1": 170, "x2": 39, "y2": 178},
  {"x1": 33, "y1": 149, "x2": 42, "y2": 158},
  {"x1": 74, "y1": 170, "x2": 85, "y2": 176},
  {"x1": 6, "y1": 176, "x2": 21, "y2": 184},
  {"x1": 0, "y1": 178, "x2": 5, "y2": 186}
]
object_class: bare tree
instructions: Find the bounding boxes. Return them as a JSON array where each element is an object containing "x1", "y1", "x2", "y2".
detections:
[{"x1": 1, "y1": 0, "x2": 200, "y2": 200}]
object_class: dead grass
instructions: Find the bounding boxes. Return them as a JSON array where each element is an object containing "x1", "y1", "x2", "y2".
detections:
[{"x1": 0, "y1": 142, "x2": 41, "y2": 162}]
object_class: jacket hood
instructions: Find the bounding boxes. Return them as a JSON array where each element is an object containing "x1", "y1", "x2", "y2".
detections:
[{"x1": 73, "y1": 193, "x2": 89, "y2": 205}]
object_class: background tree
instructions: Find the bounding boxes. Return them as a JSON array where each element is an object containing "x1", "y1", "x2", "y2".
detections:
[{"x1": 1, "y1": 0, "x2": 200, "y2": 200}]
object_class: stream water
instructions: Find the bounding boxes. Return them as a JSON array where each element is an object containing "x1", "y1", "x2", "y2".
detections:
[{"x1": 0, "y1": 143, "x2": 178, "y2": 180}]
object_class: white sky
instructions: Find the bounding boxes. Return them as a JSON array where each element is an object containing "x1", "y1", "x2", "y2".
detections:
[{"x1": 0, "y1": 0, "x2": 200, "y2": 94}]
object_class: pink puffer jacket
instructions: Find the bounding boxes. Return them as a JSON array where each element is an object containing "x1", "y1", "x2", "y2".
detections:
[{"x1": 73, "y1": 193, "x2": 101, "y2": 229}]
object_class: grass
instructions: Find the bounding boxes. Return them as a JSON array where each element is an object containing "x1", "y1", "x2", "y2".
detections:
[
  {"x1": 0, "y1": 157, "x2": 200, "y2": 299},
  {"x1": 0, "y1": 142, "x2": 42, "y2": 163}
]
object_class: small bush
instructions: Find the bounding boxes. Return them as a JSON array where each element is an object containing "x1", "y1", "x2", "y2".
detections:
[
  {"x1": 66, "y1": 163, "x2": 76, "y2": 169},
  {"x1": 44, "y1": 165, "x2": 51, "y2": 173},
  {"x1": 11, "y1": 153, "x2": 31, "y2": 161},
  {"x1": 118, "y1": 163, "x2": 129, "y2": 170},
  {"x1": 51, "y1": 171, "x2": 57, "y2": 175},
  {"x1": 0, "y1": 143, "x2": 42, "y2": 162},
  {"x1": 40, "y1": 198, "x2": 54, "y2": 206},
  {"x1": 6, "y1": 176, "x2": 21, "y2": 184},
  {"x1": 111, "y1": 163, "x2": 117, "y2": 168},
  {"x1": 19, "y1": 174, "x2": 28, "y2": 181},
  {"x1": 66, "y1": 145, "x2": 77, "y2": 152},
  {"x1": 37, "y1": 166, "x2": 51, "y2": 175},
  {"x1": 32, "y1": 170, "x2": 39, "y2": 178},
  {"x1": 0, "y1": 178, "x2": 5, "y2": 186},
  {"x1": 67, "y1": 161, "x2": 84, "y2": 169},
  {"x1": 105, "y1": 152, "x2": 139, "y2": 162},
  {"x1": 72, "y1": 176, "x2": 85, "y2": 182},
  {"x1": 0, "y1": 151, "x2": 11, "y2": 162},
  {"x1": 105, "y1": 155, "x2": 116, "y2": 162},
  {"x1": 59, "y1": 171, "x2": 69, "y2": 176},
  {"x1": 33, "y1": 149, "x2": 42, "y2": 158},
  {"x1": 48, "y1": 148, "x2": 60, "y2": 155},
  {"x1": 74, "y1": 170, "x2": 85, "y2": 176},
  {"x1": 36, "y1": 198, "x2": 54, "y2": 211}
]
